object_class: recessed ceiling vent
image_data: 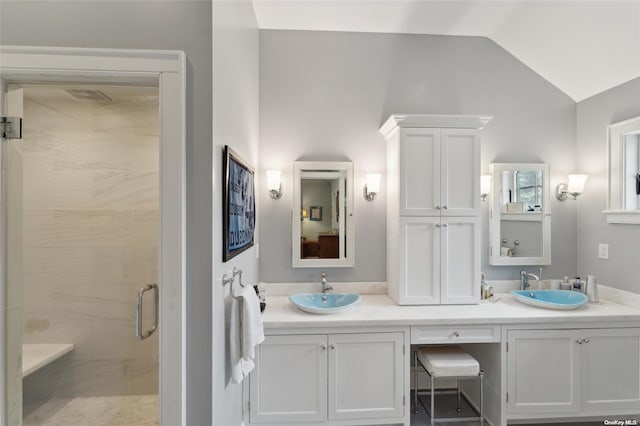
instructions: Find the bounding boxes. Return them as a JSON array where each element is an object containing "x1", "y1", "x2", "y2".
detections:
[{"x1": 64, "y1": 89, "x2": 112, "y2": 104}]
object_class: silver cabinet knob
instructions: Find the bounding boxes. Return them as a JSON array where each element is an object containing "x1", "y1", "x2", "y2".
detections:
[
  {"x1": 442, "y1": 224, "x2": 448, "y2": 228},
  {"x1": 576, "y1": 339, "x2": 583, "y2": 344},
  {"x1": 321, "y1": 344, "x2": 327, "y2": 350},
  {"x1": 443, "y1": 205, "x2": 448, "y2": 210},
  {"x1": 330, "y1": 344, "x2": 336, "y2": 350},
  {"x1": 583, "y1": 339, "x2": 590, "y2": 343},
  {"x1": 452, "y1": 331, "x2": 460, "y2": 337},
  {"x1": 435, "y1": 205, "x2": 441, "y2": 210},
  {"x1": 435, "y1": 224, "x2": 441, "y2": 228}
]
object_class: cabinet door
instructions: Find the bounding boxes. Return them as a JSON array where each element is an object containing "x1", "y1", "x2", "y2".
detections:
[
  {"x1": 507, "y1": 330, "x2": 580, "y2": 415},
  {"x1": 580, "y1": 328, "x2": 640, "y2": 412},
  {"x1": 440, "y1": 216, "x2": 480, "y2": 304},
  {"x1": 399, "y1": 217, "x2": 440, "y2": 305},
  {"x1": 249, "y1": 335, "x2": 327, "y2": 423},
  {"x1": 399, "y1": 128, "x2": 441, "y2": 216},
  {"x1": 328, "y1": 333, "x2": 404, "y2": 421},
  {"x1": 441, "y1": 129, "x2": 480, "y2": 216}
]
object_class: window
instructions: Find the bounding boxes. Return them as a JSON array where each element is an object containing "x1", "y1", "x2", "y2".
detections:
[
  {"x1": 515, "y1": 170, "x2": 543, "y2": 209},
  {"x1": 605, "y1": 116, "x2": 640, "y2": 224}
]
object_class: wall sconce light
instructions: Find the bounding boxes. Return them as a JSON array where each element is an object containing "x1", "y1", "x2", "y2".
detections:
[
  {"x1": 301, "y1": 208, "x2": 308, "y2": 221},
  {"x1": 557, "y1": 174, "x2": 588, "y2": 201},
  {"x1": 364, "y1": 173, "x2": 381, "y2": 201},
  {"x1": 480, "y1": 175, "x2": 491, "y2": 202},
  {"x1": 266, "y1": 170, "x2": 283, "y2": 199}
]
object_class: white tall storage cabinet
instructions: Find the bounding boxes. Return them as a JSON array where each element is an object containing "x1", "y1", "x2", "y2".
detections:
[{"x1": 381, "y1": 114, "x2": 492, "y2": 305}]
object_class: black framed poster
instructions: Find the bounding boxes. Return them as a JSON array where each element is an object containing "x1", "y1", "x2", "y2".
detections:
[{"x1": 223, "y1": 146, "x2": 255, "y2": 261}]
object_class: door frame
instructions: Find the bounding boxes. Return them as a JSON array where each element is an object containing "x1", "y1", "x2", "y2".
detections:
[{"x1": 0, "y1": 46, "x2": 186, "y2": 426}]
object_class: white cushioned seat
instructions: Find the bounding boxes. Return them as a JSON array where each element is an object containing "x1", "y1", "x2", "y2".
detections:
[{"x1": 416, "y1": 346, "x2": 480, "y2": 377}]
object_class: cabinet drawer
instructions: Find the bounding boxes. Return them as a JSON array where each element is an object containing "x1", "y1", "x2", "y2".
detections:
[{"x1": 411, "y1": 325, "x2": 500, "y2": 344}]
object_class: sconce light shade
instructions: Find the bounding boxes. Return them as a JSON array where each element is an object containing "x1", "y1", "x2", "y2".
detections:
[
  {"x1": 364, "y1": 173, "x2": 381, "y2": 201},
  {"x1": 567, "y1": 174, "x2": 588, "y2": 194},
  {"x1": 301, "y1": 209, "x2": 308, "y2": 220},
  {"x1": 557, "y1": 174, "x2": 588, "y2": 201},
  {"x1": 266, "y1": 170, "x2": 283, "y2": 199},
  {"x1": 480, "y1": 175, "x2": 491, "y2": 201}
]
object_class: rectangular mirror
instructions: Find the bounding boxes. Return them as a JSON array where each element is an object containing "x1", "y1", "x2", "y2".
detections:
[
  {"x1": 489, "y1": 163, "x2": 551, "y2": 265},
  {"x1": 292, "y1": 161, "x2": 354, "y2": 268}
]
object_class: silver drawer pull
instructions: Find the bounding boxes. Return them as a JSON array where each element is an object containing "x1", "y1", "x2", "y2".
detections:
[
  {"x1": 452, "y1": 331, "x2": 460, "y2": 338},
  {"x1": 136, "y1": 283, "x2": 159, "y2": 340}
]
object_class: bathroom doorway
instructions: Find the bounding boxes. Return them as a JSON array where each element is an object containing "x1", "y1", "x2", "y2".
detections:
[{"x1": 0, "y1": 47, "x2": 186, "y2": 426}]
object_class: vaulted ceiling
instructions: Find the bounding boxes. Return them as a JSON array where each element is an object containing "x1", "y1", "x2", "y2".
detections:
[{"x1": 252, "y1": 0, "x2": 640, "y2": 102}]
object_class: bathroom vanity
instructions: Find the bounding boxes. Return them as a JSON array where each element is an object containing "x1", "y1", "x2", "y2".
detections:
[{"x1": 243, "y1": 292, "x2": 640, "y2": 426}]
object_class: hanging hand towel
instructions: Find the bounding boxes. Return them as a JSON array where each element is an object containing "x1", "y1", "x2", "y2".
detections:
[
  {"x1": 241, "y1": 284, "x2": 265, "y2": 363},
  {"x1": 230, "y1": 284, "x2": 265, "y2": 384}
]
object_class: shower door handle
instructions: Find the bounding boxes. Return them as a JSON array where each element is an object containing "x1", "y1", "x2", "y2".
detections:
[{"x1": 136, "y1": 283, "x2": 159, "y2": 340}]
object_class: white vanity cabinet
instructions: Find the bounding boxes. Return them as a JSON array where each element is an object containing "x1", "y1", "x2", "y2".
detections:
[
  {"x1": 381, "y1": 114, "x2": 491, "y2": 305},
  {"x1": 506, "y1": 327, "x2": 640, "y2": 420},
  {"x1": 248, "y1": 331, "x2": 407, "y2": 425}
]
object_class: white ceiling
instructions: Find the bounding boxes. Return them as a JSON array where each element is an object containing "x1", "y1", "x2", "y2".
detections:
[{"x1": 252, "y1": 0, "x2": 640, "y2": 102}]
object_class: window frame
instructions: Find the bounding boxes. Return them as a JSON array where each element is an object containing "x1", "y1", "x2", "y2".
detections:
[{"x1": 605, "y1": 115, "x2": 640, "y2": 224}]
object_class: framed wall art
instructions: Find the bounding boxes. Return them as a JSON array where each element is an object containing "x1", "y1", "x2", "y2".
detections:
[
  {"x1": 309, "y1": 206, "x2": 323, "y2": 221},
  {"x1": 223, "y1": 145, "x2": 255, "y2": 261}
]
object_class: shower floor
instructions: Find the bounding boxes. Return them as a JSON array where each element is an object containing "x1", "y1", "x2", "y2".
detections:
[{"x1": 23, "y1": 394, "x2": 158, "y2": 426}]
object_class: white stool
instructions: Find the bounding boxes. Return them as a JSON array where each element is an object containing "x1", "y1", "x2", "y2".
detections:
[{"x1": 414, "y1": 346, "x2": 484, "y2": 425}]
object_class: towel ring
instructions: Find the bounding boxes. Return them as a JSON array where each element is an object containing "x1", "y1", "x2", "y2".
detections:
[{"x1": 222, "y1": 267, "x2": 245, "y2": 299}]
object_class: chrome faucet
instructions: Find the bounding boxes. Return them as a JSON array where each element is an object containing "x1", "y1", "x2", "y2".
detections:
[
  {"x1": 520, "y1": 270, "x2": 540, "y2": 290},
  {"x1": 321, "y1": 272, "x2": 333, "y2": 293}
]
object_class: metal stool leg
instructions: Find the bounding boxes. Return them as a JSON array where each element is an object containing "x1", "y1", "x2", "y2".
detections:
[
  {"x1": 479, "y1": 370, "x2": 485, "y2": 425},
  {"x1": 456, "y1": 378, "x2": 461, "y2": 412},
  {"x1": 430, "y1": 374, "x2": 435, "y2": 425},
  {"x1": 413, "y1": 351, "x2": 419, "y2": 414}
]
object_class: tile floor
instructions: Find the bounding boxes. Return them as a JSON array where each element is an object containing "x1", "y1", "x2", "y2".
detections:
[
  {"x1": 410, "y1": 392, "x2": 606, "y2": 425},
  {"x1": 23, "y1": 394, "x2": 158, "y2": 426}
]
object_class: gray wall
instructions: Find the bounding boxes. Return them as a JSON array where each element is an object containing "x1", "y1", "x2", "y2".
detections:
[
  {"x1": 0, "y1": 2, "x2": 214, "y2": 425},
  {"x1": 212, "y1": 1, "x2": 259, "y2": 425},
  {"x1": 258, "y1": 30, "x2": 578, "y2": 283},
  {"x1": 576, "y1": 77, "x2": 640, "y2": 293}
]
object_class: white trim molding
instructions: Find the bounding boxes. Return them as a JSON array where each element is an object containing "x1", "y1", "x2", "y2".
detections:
[
  {"x1": 603, "y1": 210, "x2": 640, "y2": 224},
  {"x1": 379, "y1": 114, "x2": 493, "y2": 137}
]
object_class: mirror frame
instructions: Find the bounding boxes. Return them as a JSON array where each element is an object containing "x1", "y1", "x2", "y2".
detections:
[
  {"x1": 489, "y1": 163, "x2": 551, "y2": 266},
  {"x1": 292, "y1": 161, "x2": 354, "y2": 268}
]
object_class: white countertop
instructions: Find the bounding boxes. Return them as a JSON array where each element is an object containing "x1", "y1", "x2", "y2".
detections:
[{"x1": 262, "y1": 293, "x2": 640, "y2": 329}]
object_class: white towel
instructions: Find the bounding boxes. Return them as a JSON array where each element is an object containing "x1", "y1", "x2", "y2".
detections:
[
  {"x1": 230, "y1": 285, "x2": 265, "y2": 384},
  {"x1": 500, "y1": 247, "x2": 512, "y2": 257}
]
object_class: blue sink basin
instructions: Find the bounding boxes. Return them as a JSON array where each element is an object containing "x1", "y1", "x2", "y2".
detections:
[
  {"x1": 511, "y1": 290, "x2": 588, "y2": 310},
  {"x1": 289, "y1": 293, "x2": 361, "y2": 315}
]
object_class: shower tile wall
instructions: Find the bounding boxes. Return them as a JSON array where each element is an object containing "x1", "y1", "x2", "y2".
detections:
[{"x1": 19, "y1": 87, "x2": 159, "y2": 400}]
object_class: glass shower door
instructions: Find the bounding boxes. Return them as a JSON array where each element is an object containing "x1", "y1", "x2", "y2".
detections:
[{"x1": 3, "y1": 83, "x2": 160, "y2": 426}]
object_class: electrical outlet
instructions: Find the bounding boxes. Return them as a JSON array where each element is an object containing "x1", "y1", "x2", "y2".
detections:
[{"x1": 598, "y1": 243, "x2": 609, "y2": 259}]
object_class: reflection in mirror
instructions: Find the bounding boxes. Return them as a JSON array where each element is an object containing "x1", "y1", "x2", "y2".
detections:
[
  {"x1": 293, "y1": 162, "x2": 354, "y2": 268},
  {"x1": 490, "y1": 163, "x2": 550, "y2": 266}
]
